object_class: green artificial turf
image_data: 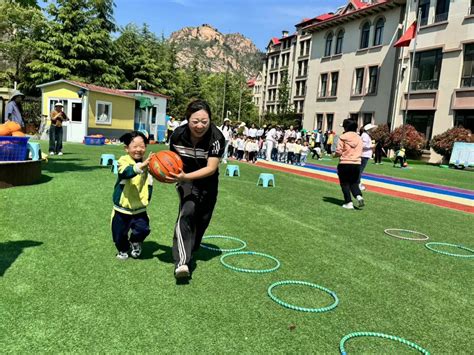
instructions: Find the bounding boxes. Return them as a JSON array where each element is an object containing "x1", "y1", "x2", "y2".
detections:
[
  {"x1": 307, "y1": 155, "x2": 474, "y2": 190},
  {"x1": 1, "y1": 142, "x2": 473, "y2": 353}
]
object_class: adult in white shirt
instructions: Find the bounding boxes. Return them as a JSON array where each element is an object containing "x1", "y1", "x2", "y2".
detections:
[
  {"x1": 265, "y1": 124, "x2": 277, "y2": 161},
  {"x1": 220, "y1": 118, "x2": 232, "y2": 163},
  {"x1": 166, "y1": 117, "x2": 179, "y2": 143},
  {"x1": 256, "y1": 127, "x2": 264, "y2": 138},
  {"x1": 359, "y1": 123, "x2": 376, "y2": 191},
  {"x1": 248, "y1": 124, "x2": 258, "y2": 138}
]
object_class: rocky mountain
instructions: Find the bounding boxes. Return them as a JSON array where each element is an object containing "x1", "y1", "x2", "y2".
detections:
[{"x1": 169, "y1": 24, "x2": 262, "y2": 77}]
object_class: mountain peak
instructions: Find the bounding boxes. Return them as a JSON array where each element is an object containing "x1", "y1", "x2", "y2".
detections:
[{"x1": 169, "y1": 24, "x2": 262, "y2": 76}]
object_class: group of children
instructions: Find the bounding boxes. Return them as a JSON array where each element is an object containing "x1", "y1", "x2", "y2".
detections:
[{"x1": 228, "y1": 135, "x2": 314, "y2": 166}]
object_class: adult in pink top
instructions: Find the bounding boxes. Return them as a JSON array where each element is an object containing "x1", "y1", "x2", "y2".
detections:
[{"x1": 334, "y1": 119, "x2": 364, "y2": 209}]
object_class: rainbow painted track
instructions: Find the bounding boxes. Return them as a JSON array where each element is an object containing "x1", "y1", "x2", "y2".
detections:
[{"x1": 255, "y1": 160, "x2": 474, "y2": 214}]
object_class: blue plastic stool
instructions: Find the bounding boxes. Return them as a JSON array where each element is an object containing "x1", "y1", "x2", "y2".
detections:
[
  {"x1": 100, "y1": 154, "x2": 115, "y2": 166},
  {"x1": 225, "y1": 164, "x2": 240, "y2": 177},
  {"x1": 257, "y1": 173, "x2": 275, "y2": 187},
  {"x1": 27, "y1": 142, "x2": 41, "y2": 161},
  {"x1": 111, "y1": 159, "x2": 118, "y2": 174}
]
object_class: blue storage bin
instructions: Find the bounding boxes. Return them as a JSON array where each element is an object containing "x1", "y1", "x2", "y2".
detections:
[
  {"x1": 84, "y1": 136, "x2": 106, "y2": 145},
  {"x1": 0, "y1": 136, "x2": 30, "y2": 161}
]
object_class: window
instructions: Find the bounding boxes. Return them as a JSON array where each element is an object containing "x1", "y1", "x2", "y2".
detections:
[
  {"x1": 300, "y1": 41, "x2": 305, "y2": 56},
  {"x1": 49, "y1": 99, "x2": 68, "y2": 117},
  {"x1": 434, "y1": 0, "x2": 450, "y2": 23},
  {"x1": 297, "y1": 60, "x2": 308, "y2": 76},
  {"x1": 454, "y1": 110, "x2": 474, "y2": 132},
  {"x1": 325, "y1": 32, "x2": 333, "y2": 57},
  {"x1": 367, "y1": 66, "x2": 379, "y2": 95},
  {"x1": 335, "y1": 30, "x2": 344, "y2": 54},
  {"x1": 360, "y1": 22, "x2": 370, "y2": 49},
  {"x1": 305, "y1": 40, "x2": 310, "y2": 56},
  {"x1": 461, "y1": 44, "x2": 474, "y2": 87},
  {"x1": 320, "y1": 73, "x2": 328, "y2": 97},
  {"x1": 326, "y1": 114, "x2": 334, "y2": 131},
  {"x1": 300, "y1": 40, "x2": 310, "y2": 56},
  {"x1": 418, "y1": 0, "x2": 430, "y2": 26},
  {"x1": 350, "y1": 113, "x2": 359, "y2": 122},
  {"x1": 407, "y1": 111, "x2": 434, "y2": 141},
  {"x1": 470, "y1": 0, "x2": 474, "y2": 15},
  {"x1": 316, "y1": 114, "x2": 323, "y2": 130},
  {"x1": 296, "y1": 80, "x2": 306, "y2": 96},
  {"x1": 330, "y1": 72, "x2": 339, "y2": 96},
  {"x1": 297, "y1": 101, "x2": 304, "y2": 113},
  {"x1": 373, "y1": 18, "x2": 384, "y2": 46},
  {"x1": 363, "y1": 113, "x2": 373, "y2": 125},
  {"x1": 354, "y1": 68, "x2": 364, "y2": 95},
  {"x1": 412, "y1": 49, "x2": 443, "y2": 91},
  {"x1": 96, "y1": 101, "x2": 112, "y2": 124}
]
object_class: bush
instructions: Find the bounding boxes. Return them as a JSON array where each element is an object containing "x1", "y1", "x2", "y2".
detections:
[
  {"x1": 370, "y1": 124, "x2": 390, "y2": 147},
  {"x1": 430, "y1": 127, "x2": 473, "y2": 158},
  {"x1": 388, "y1": 124, "x2": 426, "y2": 157}
]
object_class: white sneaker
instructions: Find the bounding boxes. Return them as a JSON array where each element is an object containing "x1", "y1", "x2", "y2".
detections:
[
  {"x1": 58, "y1": 152, "x2": 63, "y2": 156},
  {"x1": 174, "y1": 264, "x2": 190, "y2": 279},
  {"x1": 359, "y1": 184, "x2": 366, "y2": 191},
  {"x1": 49, "y1": 152, "x2": 55, "y2": 156},
  {"x1": 342, "y1": 202, "x2": 354, "y2": 209},
  {"x1": 130, "y1": 242, "x2": 142, "y2": 258},
  {"x1": 116, "y1": 251, "x2": 129, "y2": 260},
  {"x1": 356, "y1": 195, "x2": 365, "y2": 207}
]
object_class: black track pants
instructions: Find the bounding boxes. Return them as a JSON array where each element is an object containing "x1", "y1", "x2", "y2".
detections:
[{"x1": 173, "y1": 182, "x2": 218, "y2": 268}]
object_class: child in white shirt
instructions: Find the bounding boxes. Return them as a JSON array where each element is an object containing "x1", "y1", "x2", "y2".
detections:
[{"x1": 300, "y1": 141, "x2": 310, "y2": 166}]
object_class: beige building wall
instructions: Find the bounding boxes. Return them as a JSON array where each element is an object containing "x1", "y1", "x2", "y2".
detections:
[
  {"x1": 392, "y1": 0, "x2": 474, "y2": 163},
  {"x1": 303, "y1": 4, "x2": 405, "y2": 134}
]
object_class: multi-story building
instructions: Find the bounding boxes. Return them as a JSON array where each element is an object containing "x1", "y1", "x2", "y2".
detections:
[
  {"x1": 303, "y1": 0, "x2": 406, "y2": 132},
  {"x1": 391, "y1": 0, "x2": 474, "y2": 161},
  {"x1": 255, "y1": 0, "x2": 473, "y2": 162}
]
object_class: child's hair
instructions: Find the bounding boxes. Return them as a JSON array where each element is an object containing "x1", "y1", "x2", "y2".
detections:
[{"x1": 119, "y1": 131, "x2": 149, "y2": 146}]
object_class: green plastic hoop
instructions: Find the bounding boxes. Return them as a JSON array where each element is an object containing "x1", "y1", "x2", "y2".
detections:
[
  {"x1": 267, "y1": 280, "x2": 339, "y2": 313},
  {"x1": 220, "y1": 251, "x2": 280, "y2": 273},
  {"x1": 200, "y1": 235, "x2": 247, "y2": 252},
  {"x1": 339, "y1": 332, "x2": 430, "y2": 354},
  {"x1": 425, "y1": 242, "x2": 474, "y2": 258}
]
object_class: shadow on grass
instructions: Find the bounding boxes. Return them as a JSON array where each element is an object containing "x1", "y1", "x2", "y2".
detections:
[
  {"x1": 152, "y1": 241, "x2": 222, "y2": 285},
  {"x1": 0, "y1": 240, "x2": 43, "y2": 277},
  {"x1": 42, "y1": 159, "x2": 103, "y2": 174},
  {"x1": 322, "y1": 196, "x2": 345, "y2": 206}
]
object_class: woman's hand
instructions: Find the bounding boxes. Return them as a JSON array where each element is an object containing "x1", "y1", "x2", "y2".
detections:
[{"x1": 167, "y1": 168, "x2": 189, "y2": 183}]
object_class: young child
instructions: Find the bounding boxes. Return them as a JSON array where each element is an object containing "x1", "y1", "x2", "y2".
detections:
[
  {"x1": 300, "y1": 141, "x2": 310, "y2": 166},
  {"x1": 248, "y1": 138, "x2": 259, "y2": 163},
  {"x1": 112, "y1": 131, "x2": 153, "y2": 260},
  {"x1": 277, "y1": 138, "x2": 286, "y2": 163},
  {"x1": 286, "y1": 138, "x2": 295, "y2": 164},
  {"x1": 294, "y1": 138, "x2": 303, "y2": 165},
  {"x1": 236, "y1": 134, "x2": 245, "y2": 160},
  {"x1": 394, "y1": 148, "x2": 407, "y2": 168}
]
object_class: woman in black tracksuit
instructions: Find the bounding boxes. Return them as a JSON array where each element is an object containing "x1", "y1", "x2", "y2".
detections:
[{"x1": 168, "y1": 100, "x2": 225, "y2": 279}]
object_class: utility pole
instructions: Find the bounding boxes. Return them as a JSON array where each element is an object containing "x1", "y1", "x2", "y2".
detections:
[{"x1": 221, "y1": 62, "x2": 229, "y2": 124}]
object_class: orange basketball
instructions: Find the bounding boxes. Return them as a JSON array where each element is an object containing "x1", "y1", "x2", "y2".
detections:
[
  {"x1": 0, "y1": 124, "x2": 11, "y2": 136},
  {"x1": 11, "y1": 131, "x2": 26, "y2": 137},
  {"x1": 149, "y1": 151, "x2": 183, "y2": 183}
]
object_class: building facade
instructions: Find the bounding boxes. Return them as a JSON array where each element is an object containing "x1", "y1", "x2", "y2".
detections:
[
  {"x1": 254, "y1": 0, "x2": 473, "y2": 162},
  {"x1": 391, "y1": 0, "x2": 474, "y2": 162}
]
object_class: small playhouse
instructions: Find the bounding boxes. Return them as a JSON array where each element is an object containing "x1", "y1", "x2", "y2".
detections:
[{"x1": 37, "y1": 80, "x2": 170, "y2": 143}]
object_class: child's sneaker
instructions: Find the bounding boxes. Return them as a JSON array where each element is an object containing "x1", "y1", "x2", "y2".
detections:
[
  {"x1": 342, "y1": 202, "x2": 354, "y2": 209},
  {"x1": 58, "y1": 152, "x2": 63, "y2": 156},
  {"x1": 116, "y1": 251, "x2": 129, "y2": 260},
  {"x1": 356, "y1": 195, "x2": 365, "y2": 207},
  {"x1": 130, "y1": 242, "x2": 142, "y2": 258},
  {"x1": 174, "y1": 265, "x2": 190, "y2": 279}
]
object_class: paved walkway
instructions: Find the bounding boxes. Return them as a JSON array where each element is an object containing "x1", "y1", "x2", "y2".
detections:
[{"x1": 255, "y1": 160, "x2": 474, "y2": 214}]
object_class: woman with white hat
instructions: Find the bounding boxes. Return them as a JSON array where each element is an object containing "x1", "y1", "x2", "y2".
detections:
[{"x1": 4, "y1": 90, "x2": 25, "y2": 128}]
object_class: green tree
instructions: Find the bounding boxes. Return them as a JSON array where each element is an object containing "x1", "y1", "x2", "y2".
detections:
[
  {"x1": 278, "y1": 70, "x2": 290, "y2": 114},
  {"x1": 0, "y1": 2, "x2": 46, "y2": 91},
  {"x1": 27, "y1": 0, "x2": 122, "y2": 91}
]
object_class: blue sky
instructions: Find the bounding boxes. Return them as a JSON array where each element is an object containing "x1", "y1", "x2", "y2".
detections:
[{"x1": 114, "y1": 0, "x2": 348, "y2": 50}]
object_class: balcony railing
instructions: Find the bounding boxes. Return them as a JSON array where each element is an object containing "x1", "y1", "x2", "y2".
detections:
[
  {"x1": 433, "y1": 12, "x2": 449, "y2": 23},
  {"x1": 411, "y1": 79, "x2": 439, "y2": 91},
  {"x1": 461, "y1": 76, "x2": 474, "y2": 88}
]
